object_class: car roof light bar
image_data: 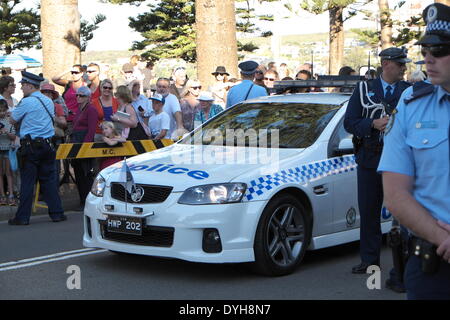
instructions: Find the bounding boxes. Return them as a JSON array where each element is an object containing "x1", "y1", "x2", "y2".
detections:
[{"x1": 274, "y1": 75, "x2": 365, "y2": 90}]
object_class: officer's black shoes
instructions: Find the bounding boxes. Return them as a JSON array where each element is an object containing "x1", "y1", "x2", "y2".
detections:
[
  {"x1": 51, "y1": 215, "x2": 67, "y2": 223},
  {"x1": 385, "y1": 278, "x2": 406, "y2": 293},
  {"x1": 8, "y1": 218, "x2": 30, "y2": 226},
  {"x1": 351, "y1": 262, "x2": 377, "y2": 274}
]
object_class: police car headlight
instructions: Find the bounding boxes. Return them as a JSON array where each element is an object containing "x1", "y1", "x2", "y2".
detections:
[
  {"x1": 91, "y1": 175, "x2": 106, "y2": 197},
  {"x1": 178, "y1": 183, "x2": 247, "y2": 205}
]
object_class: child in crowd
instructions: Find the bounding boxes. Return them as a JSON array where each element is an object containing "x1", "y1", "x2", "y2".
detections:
[
  {"x1": 0, "y1": 100, "x2": 17, "y2": 205},
  {"x1": 99, "y1": 121, "x2": 126, "y2": 170},
  {"x1": 149, "y1": 94, "x2": 170, "y2": 139}
]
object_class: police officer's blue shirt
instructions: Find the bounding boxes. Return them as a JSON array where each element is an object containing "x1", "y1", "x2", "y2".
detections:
[
  {"x1": 226, "y1": 80, "x2": 267, "y2": 109},
  {"x1": 11, "y1": 91, "x2": 55, "y2": 139},
  {"x1": 378, "y1": 85, "x2": 450, "y2": 224},
  {"x1": 379, "y1": 76, "x2": 398, "y2": 96}
]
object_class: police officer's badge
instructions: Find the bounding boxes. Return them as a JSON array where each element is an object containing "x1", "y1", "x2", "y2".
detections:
[{"x1": 384, "y1": 109, "x2": 397, "y2": 135}]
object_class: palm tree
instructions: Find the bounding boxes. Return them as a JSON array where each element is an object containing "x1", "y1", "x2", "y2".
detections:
[
  {"x1": 41, "y1": 0, "x2": 81, "y2": 82},
  {"x1": 195, "y1": 0, "x2": 238, "y2": 89}
]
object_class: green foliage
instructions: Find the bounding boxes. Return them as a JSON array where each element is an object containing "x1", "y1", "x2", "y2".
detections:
[
  {"x1": 127, "y1": 0, "x2": 196, "y2": 63},
  {"x1": 300, "y1": 0, "x2": 358, "y2": 15},
  {"x1": 0, "y1": 0, "x2": 40, "y2": 54},
  {"x1": 392, "y1": 15, "x2": 425, "y2": 46},
  {"x1": 106, "y1": 0, "x2": 280, "y2": 61},
  {"x1": 81, "y1": 14, "x2": 107, "y2": 52}
]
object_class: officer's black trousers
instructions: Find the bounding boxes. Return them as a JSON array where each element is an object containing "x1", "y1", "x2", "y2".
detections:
[
  {"x1": 15, "y1": 143, "x2": 64, "y2": 223},
  {"x1": 357, "y1": 165, "x2": 383, "y2": 265},
  {"x1": 72, "y1": 158, "x2": 94, "y2": 206}
]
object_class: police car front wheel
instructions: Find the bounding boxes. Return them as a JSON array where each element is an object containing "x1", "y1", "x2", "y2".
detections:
[{"x1": 252, "y1": 194, "x2": 311, "y2": 276}]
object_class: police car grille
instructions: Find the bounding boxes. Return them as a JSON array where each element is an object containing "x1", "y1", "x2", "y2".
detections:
[
  {"x1": 110, "y1": 183, "x2": 172, "y2": 204},
  {"x1": 100, "y1": 222, "x2": 174, "y2": 247}
]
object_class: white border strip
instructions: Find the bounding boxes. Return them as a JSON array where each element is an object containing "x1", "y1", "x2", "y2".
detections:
[{"x1": 0, "y1": 248, "x2": 107, "y2": 272}]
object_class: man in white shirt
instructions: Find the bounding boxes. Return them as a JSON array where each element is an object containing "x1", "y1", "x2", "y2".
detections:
[{"x1": 149, "y1": 78, "x2": 186, "y2": 139}]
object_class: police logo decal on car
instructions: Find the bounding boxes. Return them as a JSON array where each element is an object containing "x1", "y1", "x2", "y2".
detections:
[
  {"x1": 346, "y1": 208, "x2": 357, "y2": 227},
  {"x1": 130, "y1": 186, "x2": 145, "y2": 203}
]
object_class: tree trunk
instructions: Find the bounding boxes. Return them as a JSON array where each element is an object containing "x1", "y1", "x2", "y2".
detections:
[
  {"x1": 41, "y1": 0, "x2": 80, "y2": 88},
  {"x1": 329, "y1": 6, "x2": 344, "y2": 75},
  {"x1": 195, "y1": 0, "x2": 238, "y2": 89},
  {"x1": 378, "y1": 0, "x2": 393, "y2": 50}
]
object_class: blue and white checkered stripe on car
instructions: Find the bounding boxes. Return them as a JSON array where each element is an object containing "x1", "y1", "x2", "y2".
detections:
[{"x1": 244, "y1": 155, "x2": 356, "y2": 201}]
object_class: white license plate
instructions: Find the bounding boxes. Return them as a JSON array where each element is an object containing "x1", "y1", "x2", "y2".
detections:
[{"x1": 107, "y1": 216, "x2": 143, "y2": 235}]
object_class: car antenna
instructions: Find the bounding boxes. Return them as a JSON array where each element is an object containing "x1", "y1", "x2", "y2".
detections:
[{"x1": 367, "y1": 50, "x2": 371, "y2": 79}]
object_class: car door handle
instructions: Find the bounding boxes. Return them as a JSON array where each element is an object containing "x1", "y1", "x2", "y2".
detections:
[{"x1": 313, "y1": 185, "x2": 328, "y2": 195}]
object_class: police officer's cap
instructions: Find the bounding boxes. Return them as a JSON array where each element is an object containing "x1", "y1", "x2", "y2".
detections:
[
  {"x1": 379, "y1": 47, "x2": 412, "y2": 63},
  {"x1": 238, "y1": 60, "x2": 259, "y2": 75},
  {"x1": 19, "y1": 71, "x2": 45, "y2": 86},
  {"x1": 416, "y1": 3, "x2": 450, "y2": 46}
]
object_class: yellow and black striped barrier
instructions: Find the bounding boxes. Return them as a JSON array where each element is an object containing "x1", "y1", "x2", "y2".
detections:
[
  {"x1": 56, "y1": 139, "x2": 175, "y2": 160},
  {"x1": 33, "y1": 139, "x2": 175, "y2": 212}
]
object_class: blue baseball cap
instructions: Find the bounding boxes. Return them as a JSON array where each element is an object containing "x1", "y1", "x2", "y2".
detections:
[
  {"x1": 150, "y1": 93, "x2": 165, "y2": 104},
  {"x1": 238, "y1": 60, "x2": 259, "y2": 75}
]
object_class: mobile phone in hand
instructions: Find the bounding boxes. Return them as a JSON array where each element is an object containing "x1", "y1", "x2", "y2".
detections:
[{"x1": 138, "y1": 106, "x2": 144, "y2": 112}]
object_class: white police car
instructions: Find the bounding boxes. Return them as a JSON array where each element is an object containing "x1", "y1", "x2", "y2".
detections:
[{"x1": 83, "y1": 91, "x2": 392, "y2": 276}]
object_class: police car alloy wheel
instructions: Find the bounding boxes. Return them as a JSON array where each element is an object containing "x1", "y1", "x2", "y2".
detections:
[{"x1": 252, "y1": 194, "x2": 312, "y2": 276}]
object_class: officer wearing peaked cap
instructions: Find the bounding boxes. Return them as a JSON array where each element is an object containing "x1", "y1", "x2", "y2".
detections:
[
  {"x1": 226, "y1": 60, "x2": 268, "y2": 109},
  {"x1": 378, "y1": 2, "x2": 450, "y2": 300},
  {"x1": 8, "y1": 71, "x2": 66, "y2": 225},
  {"x1": 344, "y1": 46, "x2": 411, "y2": 280}
]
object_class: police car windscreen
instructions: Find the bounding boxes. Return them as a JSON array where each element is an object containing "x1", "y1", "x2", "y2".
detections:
[{"x1": 180, "y1": 103, "x2": 340, "y2": 148}]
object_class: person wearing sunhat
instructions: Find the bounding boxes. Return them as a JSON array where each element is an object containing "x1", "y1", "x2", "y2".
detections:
[
  {"x1": 8, "y1": 71, "x2": 66, "y2": 225},
  {"x1": 194, "y1": 91, "x2": 224, "y2": 126},
  {"x1": 210, "y1": 66, "x2": 230, "y2": 109},
  {"x1": 344, "y1": 45, "x2": 412, "y2": 283},
  {"x1": 378, "y1": 2, "x2": 450, "y2": 300},
  {"x1": 226, "y1": 60, "x2": 268, "y2": 109}
]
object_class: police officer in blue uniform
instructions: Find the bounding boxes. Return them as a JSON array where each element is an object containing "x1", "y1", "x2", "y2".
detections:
[
  {"x1": 226, "y1": 60, "x2": 268, "y2": 109},
  {"x1": 379, "y1": 3, "x2": 450, "y2": 300},
  {"x1": 8, "y1": 71, "x2": 66, "y2": 225},
  {"x1": 344, "y1": 47, "x2": 411, "y2": 275}
]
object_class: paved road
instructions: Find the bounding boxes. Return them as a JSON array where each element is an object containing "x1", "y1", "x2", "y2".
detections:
[{"x1": 0, "y1": 212, "x2": 405, "y2": 300}]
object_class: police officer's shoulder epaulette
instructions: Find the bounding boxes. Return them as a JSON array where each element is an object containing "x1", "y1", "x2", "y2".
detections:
[{"x1": 404, "y1": 83, "x2": 434, "y2": 104}]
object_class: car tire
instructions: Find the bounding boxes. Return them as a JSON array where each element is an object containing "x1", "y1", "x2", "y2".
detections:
[{"x1": 252, "y1": 194, "x2": 312, "y2": 276}]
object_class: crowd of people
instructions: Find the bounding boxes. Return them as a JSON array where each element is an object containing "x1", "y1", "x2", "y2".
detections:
[
  {"x1": 0, "y1": 2, "x2": 448, "y2": 301},
  {"x1": 0, "y1": 45, "x2": 438, "y2": 214}
]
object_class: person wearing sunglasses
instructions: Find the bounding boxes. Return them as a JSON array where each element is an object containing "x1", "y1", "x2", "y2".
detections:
[
  {"x1": 180, "y1": 79, "x2": 202, "y2": 132},
  {"x1": 210, "y1": 66, "x2": 230, "y2": 109},
  {"x1": 263, "y1": 70, "x2": 279, "y2": 94},
  {"x1": 91, "y1": 79, "x2": 119, "y2": 142},
  {"x1": 253, "y1": 65, "x2": 268, "y2": 93},
  {"x1": 344, "y1": 46, "x2": 412, "y2": 284},
  {"x1": 52, "y1": 64, "x2": 87, "y2": 126},
  {"x1": 379, "y1": 3, "x2": 450, "y2": 300},
  {"x1": 86, "y1": 63, "x2": 101, "y2": 101},
  {"x1": 71, "y1": 86, "x2": 99, "y2": 211}
]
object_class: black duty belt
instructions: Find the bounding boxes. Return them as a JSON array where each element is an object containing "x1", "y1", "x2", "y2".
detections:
[
  {"x1": 20, "y1": 137, "x2": 53, "y2": 146},
  {"x1": 408, "y1": 235, "x2": 441, "y2": 274}
]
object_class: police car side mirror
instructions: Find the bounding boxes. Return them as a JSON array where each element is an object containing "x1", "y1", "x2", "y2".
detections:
[{"x1": 334, "y1": 138, "x2": 354, "y2": 156}]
